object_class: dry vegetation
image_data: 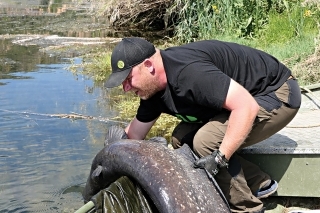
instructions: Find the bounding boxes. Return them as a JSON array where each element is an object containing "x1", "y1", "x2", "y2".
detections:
[
  {"x1": 103, "y1": 0, "x2": 176, "y2": 29},
  {"x1": 292, "y1": 25, "x2": 320, "y2": 85}
]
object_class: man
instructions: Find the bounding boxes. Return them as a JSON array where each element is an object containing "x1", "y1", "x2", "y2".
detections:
[{"x1": 105, "y1": 37, "x2": 301, "y2": 213}]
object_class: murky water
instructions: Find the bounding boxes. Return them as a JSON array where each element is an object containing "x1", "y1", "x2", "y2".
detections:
[{"x1": 0, "y1": 1, "x2": 123, "y2": 212}]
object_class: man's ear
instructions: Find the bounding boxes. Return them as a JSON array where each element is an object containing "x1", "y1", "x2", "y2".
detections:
[{"x1": 143, "y1": 59, "x2": 154, "y2": 73}]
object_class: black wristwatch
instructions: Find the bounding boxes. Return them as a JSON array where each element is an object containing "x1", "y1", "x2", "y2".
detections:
[{"x1": 215, "y1": 150, "x2": 229, "y2": 168}]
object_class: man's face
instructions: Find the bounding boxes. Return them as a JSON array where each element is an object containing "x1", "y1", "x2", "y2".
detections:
[{"x1": 122, "y1": 63, "x2": 160, "y2": 100}]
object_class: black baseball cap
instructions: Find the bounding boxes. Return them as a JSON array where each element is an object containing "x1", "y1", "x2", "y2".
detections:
[{"x1": 105, "y1": 37, "x2": 156, "y2": 88}]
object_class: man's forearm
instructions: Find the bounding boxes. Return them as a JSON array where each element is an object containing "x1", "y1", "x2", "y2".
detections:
[
  {"x1": 125, "y1": 117, "x2": 157, "y2": 140},
  {"x1": 219, "y1": 107, "x2": 258, "y2": 160}
]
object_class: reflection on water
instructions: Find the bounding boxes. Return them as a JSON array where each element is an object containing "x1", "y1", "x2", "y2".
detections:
[
  {"x1": 0, "y1": 0, "x2": 129, "y2": 211},
  {"x1": 0, "y1": 1, "x2": 124, "y2": 211},
  {"x1": 0, "y1": 0, "x2": 117, "y2": 38},
  {"x1": 0, "y1": 54, "x2": 123, "y2": 212},
  {"x1": 0, "y1": 38, "x2": 57, "y2": 76}
]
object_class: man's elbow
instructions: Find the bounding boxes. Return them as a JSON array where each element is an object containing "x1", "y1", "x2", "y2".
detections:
[{"x1": 251, "y1": 100, "x2": 260, "y2": 116}]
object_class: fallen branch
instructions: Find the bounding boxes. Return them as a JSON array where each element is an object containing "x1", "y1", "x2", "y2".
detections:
[{"x1": 0, "y1": 109, "x2": 128, "y2": 125}]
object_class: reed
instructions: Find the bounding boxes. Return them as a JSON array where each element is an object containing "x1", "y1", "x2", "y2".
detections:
[{"x1": 174, "y1": 0, "x2": 271, "y2": 43}]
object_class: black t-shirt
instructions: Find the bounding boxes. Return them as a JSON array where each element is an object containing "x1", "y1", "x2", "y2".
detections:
[{"x1": 136, "y1": 40, "x2": 291, "y2": 124}]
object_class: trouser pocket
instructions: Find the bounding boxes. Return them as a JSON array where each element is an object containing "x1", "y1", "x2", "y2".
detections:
[{"x1": 275, "y1": 78, "x2": 301, "y2": 109}]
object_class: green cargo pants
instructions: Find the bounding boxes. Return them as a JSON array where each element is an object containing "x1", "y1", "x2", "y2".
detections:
[{"x1": 171, "y1": 77, "x2": 301, "y2": 213}]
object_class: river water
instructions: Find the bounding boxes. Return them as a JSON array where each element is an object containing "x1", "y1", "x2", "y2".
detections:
[{"x1": 0, "y1": 1, "x2": 123, "y2": 212}]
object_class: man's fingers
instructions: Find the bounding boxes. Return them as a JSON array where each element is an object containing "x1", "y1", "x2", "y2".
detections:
[{"x1": 193, "y1": 158, "x2": 206, "y2": 168}]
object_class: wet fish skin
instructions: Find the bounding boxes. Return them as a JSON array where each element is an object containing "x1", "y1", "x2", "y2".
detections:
[
  {"x1": 85, "y1": 126, "x2": 168, "y2": 203},
  {"x1": 82, "y1": 126, "x2": 231, "y2": 213}
]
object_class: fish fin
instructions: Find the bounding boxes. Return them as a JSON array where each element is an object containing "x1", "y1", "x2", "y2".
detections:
[
  {"x1": 91, "y1": 165, "x2": 103, "y2": 178},
  {"x1": 148, "y1": 137, "x2": 168, "y2": 146},
  {"x1": 104, "y1": 126, "x2": 128, "y2": 147}
]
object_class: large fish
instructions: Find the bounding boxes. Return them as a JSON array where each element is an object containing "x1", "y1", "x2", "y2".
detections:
[{"x1": 82, "y1": 126, "x2": 231, "y2": 213}]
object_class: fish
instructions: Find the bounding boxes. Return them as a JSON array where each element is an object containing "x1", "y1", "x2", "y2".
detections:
[{"x1": 82, "y1": 125, "x2": 231, "y2": 213}]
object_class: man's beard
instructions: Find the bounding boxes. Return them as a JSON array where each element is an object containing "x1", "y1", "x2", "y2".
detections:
[{"x1": 138, "y1": 77, "x2": 160, "y2": 100}]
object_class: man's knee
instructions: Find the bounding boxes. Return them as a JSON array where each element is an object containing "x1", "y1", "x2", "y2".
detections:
[{"x1": 193, "y1": 126, "x2": 223, "y2": 157}]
